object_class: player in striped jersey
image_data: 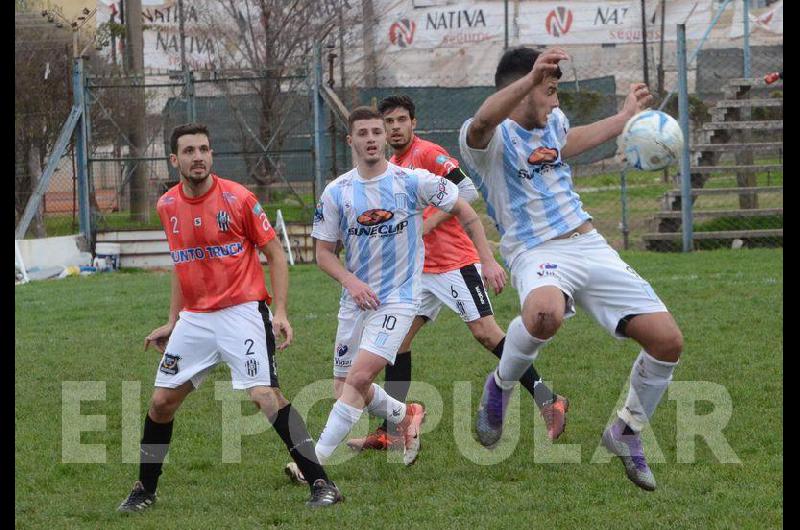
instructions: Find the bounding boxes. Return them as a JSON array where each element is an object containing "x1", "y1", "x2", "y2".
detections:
[
  {"x1": 346, "y1": 95, "x2": 568, "y2": 453},
  {"x1": 460, "y1": 48, "x2": 684, "y2": 491},
  {"x1": 117, "y1": 123, "x2": 341, "y2": 512},
  {"x1": 309, "y1": 106, "x2": 506, "y2": 468}
]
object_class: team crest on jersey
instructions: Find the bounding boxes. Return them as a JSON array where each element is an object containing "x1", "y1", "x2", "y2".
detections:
[
  {"x1": 217, "y1": 211, "x2": 231, "y2": 232},
  {"x1": 357, "y1": 209, "x2": 394, "y2": 226},
  {"x1": 314, "y1": 201, "x2": 324, "y2": 223},
  {"x1": 528, "y1": 147, "x2": 559, "y2": 166},
  {"x1": 336, "y1": 344, "x2": 348, "y2": 357},
  {"x1": 159, "y1": 353, "x2": 181, "y2": 376}
]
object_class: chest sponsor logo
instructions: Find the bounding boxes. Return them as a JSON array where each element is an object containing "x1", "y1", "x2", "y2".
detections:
[
  {"x1": 357, "y1": 209, "x2": 394, "y2": 226},
  {"x1": 193, "y1": 217, "x2": 202, "y2": 227},
  {"x1": 528, "y1": 146, "x2": 559, "y2": 166}
]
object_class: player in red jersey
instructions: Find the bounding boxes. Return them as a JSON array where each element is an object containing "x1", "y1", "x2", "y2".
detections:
[
  {"x1": 118, "y1": 123, "x2": 341, "y2": 512},
  {"x1": 346, "y1": 96, "x2": 569, "y2": 451}
]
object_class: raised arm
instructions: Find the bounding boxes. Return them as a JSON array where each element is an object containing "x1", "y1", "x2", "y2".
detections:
[
  {"x1": 561, "y1": 83, "x2": 653, "y2": 159},
  {"x1": 467, "y1": 48, "x2": 570, "y2": 149}
]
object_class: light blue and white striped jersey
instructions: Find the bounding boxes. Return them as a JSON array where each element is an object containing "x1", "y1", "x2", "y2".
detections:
[
  {"x1": 311, "y1": 162, "x2": 459, "y2": 308},
  {"x1": 458, "y1": 108, "x2": 591, "y2": 268}
]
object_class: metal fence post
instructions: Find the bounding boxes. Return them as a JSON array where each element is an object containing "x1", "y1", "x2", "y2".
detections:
[
  {"x1": 185, "y1": 69, "x2": 196, "y2": 122},
  {"x1": 74, "y1": 56, "x2": 92, "y2": 247},
  {"x1": 743, "y1": 0, "x2": 751, "y2": 78},
  {"x1": 677, "y1": 24, "x2": 693, "y2": 252},
  {"x1": 313, "y1": 42, "x2": 325, "y2": 202},
  {"x1": 620, "y1": 168, "x2": 629, "y2": 250}
]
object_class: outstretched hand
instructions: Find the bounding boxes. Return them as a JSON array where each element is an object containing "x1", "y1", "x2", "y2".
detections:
[
  {"x1": 622, "y1": 83, "x2": 654, "y2": 119},
  {"x1": 531, "y1": 48, "x2": 571, "y2": 86}
]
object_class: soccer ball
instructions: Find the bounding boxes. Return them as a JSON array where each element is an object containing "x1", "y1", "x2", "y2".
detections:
[{"x1": 621, "y1": 110, "x2": 684, "y2": 170}]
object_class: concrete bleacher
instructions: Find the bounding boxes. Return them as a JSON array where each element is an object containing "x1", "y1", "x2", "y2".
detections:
[{"x1": 643, "y1": 76, "x2": 782, "y2": 250}]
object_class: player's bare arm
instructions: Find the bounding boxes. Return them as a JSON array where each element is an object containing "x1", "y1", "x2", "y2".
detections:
[
  {"x1": 315, "y1": 238, "x2": 380, "y2": 311},
  {"x1": 145, "y1": 268, "x2": 184, "y2": 354},
  {"x1": 261, "y1": 237, "x2": 293, "y2": 350},
  {"x1": 467, "y1": 48, "x2": 570, "y2": 149},
  {"x1": 447, "y1": 199, "x2": 507, "y2": 294},
  {"x1": 424, "y1": 169, "x2": 478, "y2": 235},
  {"x1": 562, "y1": 83, "x2": 654, "y2": 159}
]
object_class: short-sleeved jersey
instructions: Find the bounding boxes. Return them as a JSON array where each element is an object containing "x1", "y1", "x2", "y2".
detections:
[
  {"x1": 458, "y1": 108, "x2": 592, "y2": 269},
  {"x1": 391, "y1": 135, "x2": 481, "y2": 274},
  {"x1": 311, "y1": 162, "x2": 459, "y2": 308},
  {"x1": 156, "y1": 174, "x2": 276, "y2": 312}
]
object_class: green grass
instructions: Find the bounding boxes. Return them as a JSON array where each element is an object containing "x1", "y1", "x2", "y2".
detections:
[{"x1": 15, "y1": 249, "x2": 782, "y2": 528}]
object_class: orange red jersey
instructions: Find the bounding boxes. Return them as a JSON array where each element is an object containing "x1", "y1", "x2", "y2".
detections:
[
  {"x1": 390, "y1": 135, "x2": 480, "y2": 273},
  {"x1": 156, "y1": 174, "x2": 276, "y2": 312}
]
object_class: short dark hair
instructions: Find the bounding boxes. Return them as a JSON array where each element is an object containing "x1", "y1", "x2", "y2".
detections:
[
  {"x1": 348, "y1": 106, "x2": 384, "y2": 133},
  {"x1": 170, "y1": 123, "x2": 210, "y2": 154},
  {"x1": 378, "y1": 95, "x2": 415, "y2": 119},
  {"x1": 494, "y1": 47, "x2": 562, "y2": 89}
]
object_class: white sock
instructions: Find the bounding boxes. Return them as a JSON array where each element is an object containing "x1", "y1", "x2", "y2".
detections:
[
  {"x1": 315, "y1": 400, "x2": 363, "y2": 463},
  {"x1": 496, "y1": 316, "x2": 550, "y2": 390},
  {"x1": 618, "y1": 349, "x2": 678, "y2": 432},
  {"x1": 366, "y1": 383, "x2": 407, "y2": 425}
]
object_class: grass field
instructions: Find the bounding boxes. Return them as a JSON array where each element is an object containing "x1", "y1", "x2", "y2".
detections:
[{"x1": 16, "y1": 249, "x2": 782, "y2": 528}]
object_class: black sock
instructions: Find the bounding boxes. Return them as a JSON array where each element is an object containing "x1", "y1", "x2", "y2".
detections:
[
  {"x1": 381, "y1": 351, "x2": 412, "y2": 433},
  {"x1": 272, "y1": 403, "x2": 328, "y2": 486},
  {"x1": 491, "y1": 338, "x2": 555, "y2": 409},
  {"x1": 139, "y1": 414, "x2": 174, "y2": 494}
]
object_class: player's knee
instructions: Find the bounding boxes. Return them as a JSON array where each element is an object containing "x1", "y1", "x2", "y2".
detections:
[
  {"x1": 345, "y1": 370, "x2": 374, "y2": 397},
  {"x1": 248, "y1": 386, "x2": 286, "y2": 417},
  {"x1": 469, "y1": 320, "x2": 497, "y2": 350},
  {"x1": 523, "y1": 309, "x2": 563, "y2": 339},
  {"x1": 652, "y1": 329, "x2": 683, "y2": 362},
  {"x1": 149, "y1": 392, "x2": 181, "y2": 421}
]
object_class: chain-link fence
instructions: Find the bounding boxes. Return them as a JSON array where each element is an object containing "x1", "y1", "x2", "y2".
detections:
[
  {"x1": 16, "y1": 0, "x2": 782, "y2": 256},
  {"x1": 86, "y1": 69, "x2": 317, "y2": 234}
]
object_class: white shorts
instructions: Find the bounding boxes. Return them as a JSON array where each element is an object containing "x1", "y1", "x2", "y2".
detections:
[
  {"x1": 511, "y1": 230, "x2": 669, "y2": 338},
  {"x1": 154, "y1": 301, "x2": 278, "y2": 390},
  {"x1": 418, "y1": 264, "x2": 494, "y2": 323},
  {"x1": 333, "y1": 301, "x2": 417, "y2": 377}
]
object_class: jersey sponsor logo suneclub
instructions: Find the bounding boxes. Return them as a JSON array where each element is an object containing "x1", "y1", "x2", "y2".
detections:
[
  {"x1": 170, "y1": 242, "x2": 244, "y2": 264},
  {"x1": 357, "y1": 209, "x2": 394, "y2": 226},
  {"x1": 347, "y1": 220, "x2": 409, "y2": 238}
]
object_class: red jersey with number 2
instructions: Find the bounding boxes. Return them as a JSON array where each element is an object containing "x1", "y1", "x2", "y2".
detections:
[
  {"x1": 390, "y1": 135, "x2": 480, "y2": 273},
  {"x1": 156, "y1": 174, "x2": 276, "y2": 312}
]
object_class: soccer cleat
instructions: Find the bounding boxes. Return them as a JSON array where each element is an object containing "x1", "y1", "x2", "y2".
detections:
[
  {"x1": 398, "y1": 403, "x2": 426, "y2": 466},
  {"x1": 541, "y1": 395, "x2": 570, "y2": 441},
  {"x1": 346, "y1": 427, "x2": 403, "y2": 452},
  {"x1": 306, "y1": 479, "x2": 343, "y2": 507},
  {"x1": 117, "y1": 481, "x2": 157, "y2": 513},
  {"x1": 601, "y1": 418, "x2": 657, "y2": 491},
  {"x1": 284, "y1": 462, "x2": 307, "y2": 485},
  {"x1": 475, "y1": 370, "x2": 513, "y2": 447}
]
